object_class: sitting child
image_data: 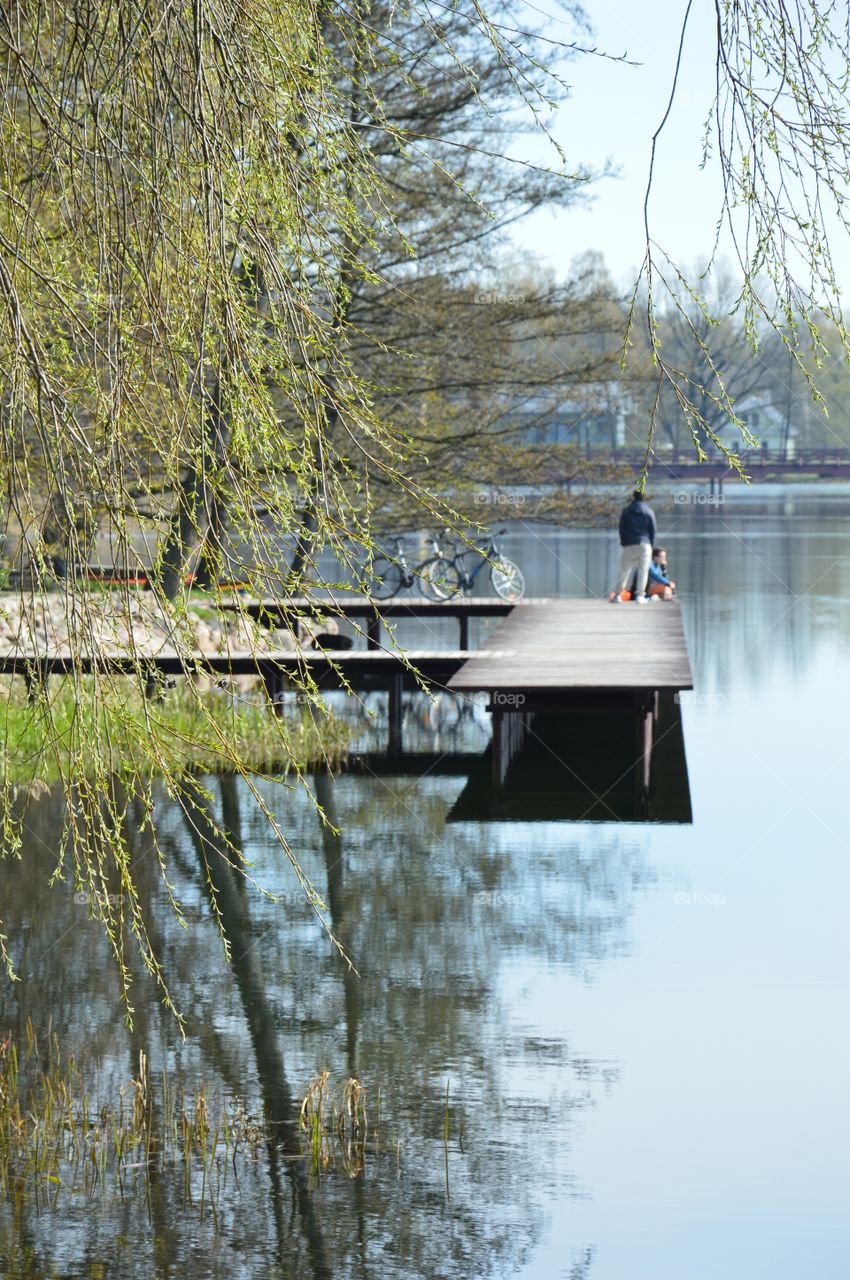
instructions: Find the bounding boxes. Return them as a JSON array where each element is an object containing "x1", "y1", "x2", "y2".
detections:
[{"x1": 647, "y1": 547, "x2": 675, "y2": 599}]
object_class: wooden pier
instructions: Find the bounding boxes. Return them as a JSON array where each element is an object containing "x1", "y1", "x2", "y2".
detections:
[
  {"x1": 448, "y1": 599, "x2": 693, "y2": 792},
  {"x1": 1, "y1": 595, "x2": 693, "y2": 817},
  {"x1": 0, "y1": 648, "x2": 468, "y2": 760},
  {"x1": 219, "y1": 594, "x2": 520, "y2": 649},
  {"x1": 449, "y1": 599, "x2": 691, "y2": 693}
]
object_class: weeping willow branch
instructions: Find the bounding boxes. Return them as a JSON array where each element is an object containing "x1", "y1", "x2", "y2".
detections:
[{"x1": 0, "y1": 0, "x2": 593, "y2": 1019}]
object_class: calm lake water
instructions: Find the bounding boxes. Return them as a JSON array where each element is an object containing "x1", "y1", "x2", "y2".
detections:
[{"x1": 2, "y1": 482, "x2": 850, "y2": 1278}]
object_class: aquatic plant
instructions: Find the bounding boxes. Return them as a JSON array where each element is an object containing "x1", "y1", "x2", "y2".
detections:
[
  {"x1": 0, "y1": 1023, "x2": 267, "y2": 1221},
  {"x1": 0, "y1": 1027, "x2": 396, "y2": 1222},
  {"x1": 299, "y1": 1070, "x2": 393, "y2": 1180}
]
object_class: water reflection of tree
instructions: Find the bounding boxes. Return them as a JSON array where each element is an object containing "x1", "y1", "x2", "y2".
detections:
[
  {"x1": 0, "y1": 770, "x2": 654, "y2": 1278},
  {"x1": 177, "y1": 782, "x2": 332, "y2": 1280}
]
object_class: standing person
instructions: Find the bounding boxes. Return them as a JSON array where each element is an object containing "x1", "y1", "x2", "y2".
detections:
[{"x1": 610, "y1": 490, "x2": 656, "y2": 603}]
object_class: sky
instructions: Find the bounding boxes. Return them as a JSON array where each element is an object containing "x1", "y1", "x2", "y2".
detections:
[{"x1": 508, "y1": 0, "x2": 850, "y2": 295}]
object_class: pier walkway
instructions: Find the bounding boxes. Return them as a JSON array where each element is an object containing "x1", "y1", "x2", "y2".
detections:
[
  {"x1": 1, "y1": 595, "x2": 693, "y2": 812},
  {"x1": 449, "y1": 599, "x2": 692, "y2": 696},
  {"x1": 448, "y1": 599, "x2": 693, "y2": 789}
]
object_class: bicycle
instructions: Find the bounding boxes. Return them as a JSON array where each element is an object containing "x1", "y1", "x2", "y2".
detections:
[
  {"x1": 423, "y1": 527, "x2": 525, "y2": 601},
  {"x1": 361, "y1": 532, "x2": 457, "y2": 600}
]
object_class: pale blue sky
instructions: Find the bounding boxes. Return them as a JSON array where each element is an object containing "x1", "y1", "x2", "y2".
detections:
[{"x1": 509, "y1": 0, "x2": 850, "y2": 295}]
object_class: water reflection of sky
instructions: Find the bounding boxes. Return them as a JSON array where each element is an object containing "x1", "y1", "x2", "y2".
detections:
[
  {"x1": 2, "y1": 484, "x2": 850, "y2": 1278},
  {"x1": 509, "y1": 486, "x2": 850, "y2": 1278}
]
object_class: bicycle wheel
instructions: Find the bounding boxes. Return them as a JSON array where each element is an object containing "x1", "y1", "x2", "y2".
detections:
[
  {"x1": 490, "y1": 557, "x2": 525, "y2": 602},
  {"x1": 363, "y1": 556, "x2": 404, "y2": 600},
  {"x1": 418, "y1": 556, "x2": 463, "y2": 600}
]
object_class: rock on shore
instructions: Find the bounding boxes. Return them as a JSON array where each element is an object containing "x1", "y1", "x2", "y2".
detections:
[{"x1": 0, "y1": 592, "x2": 297, "y2": 658}]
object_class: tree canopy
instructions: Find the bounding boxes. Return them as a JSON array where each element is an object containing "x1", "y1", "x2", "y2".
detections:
[{"x1": 2, "y1": 0, "x2": 850, "y2": 1013}]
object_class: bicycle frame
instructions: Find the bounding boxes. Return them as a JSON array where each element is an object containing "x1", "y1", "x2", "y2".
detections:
[
  {"x1": 381, "y1": 539, "x2": 414, "y2": 589},
  {"x1": 451, "y1": 536, "x2": 499, "y2": 589},
  {"x1": 371, "y1": 532, "x2": 447, "y2": 589}
]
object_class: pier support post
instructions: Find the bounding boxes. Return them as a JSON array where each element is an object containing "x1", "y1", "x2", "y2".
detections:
[
  {"x1": 458, "y1": 615, "x2": 469, "y2": 651},
  {"x1": 262, "y1": 665, "x2": 284, "y2": 716},
  {"x1": 492, "y1": 709, "x2": 504, "y2": 786},
  {"x1": 491, "y1": 708, "x2": 530, "y2": 788},
  {"x1": 23, "y1": 662, "x2": 45, "y2": 703},
  {"x1": 635, "y1": 692, "x2": 655, "y2": 795},
  {"x1": 144, "y1": 666, "x2": 158, "y2": 700},
  {"x1": 367, "y1": 611, "x2": 382, "y2": 651},
  {"x1": 387, "y1": 673, "x2": 403, "y2": 756}
]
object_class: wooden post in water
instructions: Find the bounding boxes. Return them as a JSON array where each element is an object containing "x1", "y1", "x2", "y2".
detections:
[
  {"x1": 367, "y1": 610, "x2": 382, "y2": 651},
  {"x1": 23, "y1": 662, "x2": 44, "y2": 703},
  {"x1": 635, "y1": 692, "x2": 654, "y2": 795},
  {"x1": 490, "y1": 707, "x2": 530, "y2": 787},
  {"x1": 261, "y1": 663, "x2": 284, "y2": 716},
  {"x1": 387, "y1": 672, "x2": 403, "y2": 755},
  {"x1": 491, "y1": 708, "x2": 505, "y2": 786},
  {"x1": 144, "y1": 669, "x2": 157, "y2": 700}
]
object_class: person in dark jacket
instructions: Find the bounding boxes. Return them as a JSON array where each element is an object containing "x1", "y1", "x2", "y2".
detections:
[{"x1": 610, "y1": 490, "x2": 657, "y2": 603}]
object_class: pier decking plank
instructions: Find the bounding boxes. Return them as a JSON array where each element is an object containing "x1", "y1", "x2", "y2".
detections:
[
  {"x1": 448, "y1": 600, "x2": 693, "y2": 694},
  {"x1": 0, "y1": 649, "x2": 469, "y2": 690},
  {"x1": 219, "y1": 595, "x2": 527, "y2": 619}
]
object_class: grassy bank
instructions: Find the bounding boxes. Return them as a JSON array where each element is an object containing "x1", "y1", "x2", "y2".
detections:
[{"x1": 0, "y1": 677, "x2": 349, "y2": 786}]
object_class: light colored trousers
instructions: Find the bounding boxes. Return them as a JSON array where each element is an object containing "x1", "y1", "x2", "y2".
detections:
[{"x1": 613, "y1": 542, "x2": 652, "y2": 597}]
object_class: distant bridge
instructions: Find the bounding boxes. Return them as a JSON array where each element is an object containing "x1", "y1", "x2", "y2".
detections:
[{"x1": 600, "y1": 448, "x2": 850, "y2": 482}]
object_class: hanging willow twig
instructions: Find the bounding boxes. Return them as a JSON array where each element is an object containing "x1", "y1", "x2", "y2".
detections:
[{"x1": 628, "y1": 0, "x2": 850, "y2": 476}]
